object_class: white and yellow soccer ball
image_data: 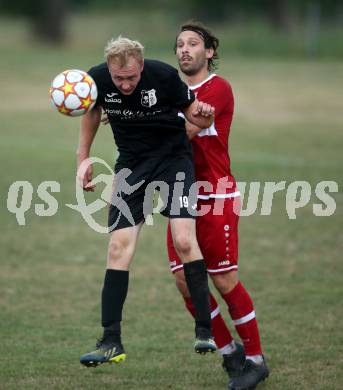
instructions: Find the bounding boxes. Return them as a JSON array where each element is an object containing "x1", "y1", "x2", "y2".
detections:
[{"x1": 49, "y1": 69, "x2": 97, "y2": 116}]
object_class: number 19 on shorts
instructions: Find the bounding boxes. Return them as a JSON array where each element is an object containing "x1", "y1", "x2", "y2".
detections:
[{"x1": 179, "y1": 196, "x2": 189, "y2": 208}]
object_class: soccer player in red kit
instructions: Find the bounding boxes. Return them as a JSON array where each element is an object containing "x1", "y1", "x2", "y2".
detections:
[{"x1": 167, "y1": 22, "x2": 269, "y2": 389}]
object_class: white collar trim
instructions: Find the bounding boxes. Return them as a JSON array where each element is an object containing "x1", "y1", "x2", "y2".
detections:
[{"x1": 189, "y1": 74, "x2": 217, "y2": 90}]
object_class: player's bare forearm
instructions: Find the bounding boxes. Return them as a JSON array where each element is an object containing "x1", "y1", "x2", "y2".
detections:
[
  {"x1": 186, "y1": 121, "x2": 202, "y2": 139},
  {"x1": 76, "y1": 106, "x2": 101, "y2": 192},
  {"x1": 77, "y1": 106, "x2": 102, "y2": 162},
  {"x1": 182, "y1": 99, "x2": 214, "y2": 129}
]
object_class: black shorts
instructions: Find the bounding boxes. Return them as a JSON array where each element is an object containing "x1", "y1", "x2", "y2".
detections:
[{"x1": 108, "y1": 154, "x2": 197, "y2": 232}]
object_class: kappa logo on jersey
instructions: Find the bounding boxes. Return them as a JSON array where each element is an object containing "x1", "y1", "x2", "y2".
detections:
[
  {"x1": 105, "y1": 92, "x2": 122, "y2": 103},
  {"x1": 141, "y1": 89, "x2": 157, "y2": 107}
]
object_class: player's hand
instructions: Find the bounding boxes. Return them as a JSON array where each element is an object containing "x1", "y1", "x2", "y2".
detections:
[
  {"x1": 101, "y1": 111, "x2": 109, "y2": 125},
  {"x1": 77, "y1": 158, "x2": 96, "y2": 192},
  {"x1": 192, "y1": 101, "x2": 215, "y2": 117}
]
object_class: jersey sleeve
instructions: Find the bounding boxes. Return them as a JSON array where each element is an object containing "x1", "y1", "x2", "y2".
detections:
[
  {"x1": 167, "y1": 68, "x2": 195, "y2": 108},
  {"x1": 200, "y1": 78, "x2": 234, "y2": 117}
]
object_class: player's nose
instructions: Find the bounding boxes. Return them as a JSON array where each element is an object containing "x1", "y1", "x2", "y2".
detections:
[{"x1": 122, "y1": 83, "x2": 131, "y2": 91}]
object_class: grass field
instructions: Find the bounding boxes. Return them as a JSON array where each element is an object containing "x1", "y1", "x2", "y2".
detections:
[{"x1": 1, "y1": 13, "x2": 343, "y2": 390}]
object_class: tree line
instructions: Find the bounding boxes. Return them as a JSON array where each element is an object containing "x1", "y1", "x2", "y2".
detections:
[{"x1": 1, "y1": 0, "x2": 342, "y2": 43}]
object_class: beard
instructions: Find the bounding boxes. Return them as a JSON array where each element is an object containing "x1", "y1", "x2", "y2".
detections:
[{"x1": 178, "y1": 55, "x2": 207, "y2": 76}]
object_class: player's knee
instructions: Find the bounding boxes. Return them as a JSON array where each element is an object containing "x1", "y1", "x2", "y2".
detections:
[
  {"x1": 108, "y1": 239, "x2": 123, "y2": 260},
  {"x1": 211, "y1": 271, "x2": 239, "y2": 295},
  {"x1": 173, "y1": 234, "x2": 193, "y2": 257},
  {"x1": 108, "y1": 236, "x2": 131, "y2": 262},
  {"x1": 174, "y1": 270, "x2": 190, "y2": 297}
]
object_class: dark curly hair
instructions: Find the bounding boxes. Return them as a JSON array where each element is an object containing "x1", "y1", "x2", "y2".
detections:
[{"x1": 174, "y1": 21, "x2": 219, "y2": 72}]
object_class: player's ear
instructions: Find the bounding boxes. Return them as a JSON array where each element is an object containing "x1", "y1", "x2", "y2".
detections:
[
  {"x1": 140, "y1": 59, "x2": 144, "y2": 72},
  {"x1": 206, "y1": 48, "x2": 214, "y2": 60}
]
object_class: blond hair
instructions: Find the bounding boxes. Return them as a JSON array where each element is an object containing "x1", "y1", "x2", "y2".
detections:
[{"x1": 104, "y1": 36, "x2": 144, "y2": 67}]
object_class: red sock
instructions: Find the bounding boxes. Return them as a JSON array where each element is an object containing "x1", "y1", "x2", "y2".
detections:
[
  {"x1": 184, "y1": 293, "x2": 233, "y2": 349},
  {"x1": 222, "y1": 281, "x2": 262, "y2": 356}
]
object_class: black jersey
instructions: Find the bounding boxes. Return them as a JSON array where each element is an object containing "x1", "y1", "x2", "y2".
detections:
[{"x1": 88, "y1": 59, "x2": 195, "y2": 165}]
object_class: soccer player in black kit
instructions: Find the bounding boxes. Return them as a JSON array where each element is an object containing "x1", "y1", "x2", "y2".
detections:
[{"x1": 78, "y1": 36, "x2": 217, "y2": 367}]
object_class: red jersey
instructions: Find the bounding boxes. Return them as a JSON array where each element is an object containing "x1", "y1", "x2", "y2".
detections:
[{"x1": 190, "y1": 74, "x2": 238, "y2": 197}]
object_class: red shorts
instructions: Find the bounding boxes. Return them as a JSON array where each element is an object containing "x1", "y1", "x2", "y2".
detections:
[{"x1": 167, "y1": 197, "x2": 240, "y2": 275}]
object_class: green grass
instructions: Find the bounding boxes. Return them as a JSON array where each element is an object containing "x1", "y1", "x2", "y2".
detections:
[{"x1": 1, "y1": 13, "x2": 343, "y2": 390}]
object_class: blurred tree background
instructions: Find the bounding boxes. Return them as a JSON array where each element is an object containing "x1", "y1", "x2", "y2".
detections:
[{"x1": 0, "y1": 0, "x2": 342, "y2": 57}]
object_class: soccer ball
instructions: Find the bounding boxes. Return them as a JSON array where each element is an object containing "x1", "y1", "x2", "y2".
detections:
[{"x1": 49, "y1": 69, "x2": 97, "y2": 117}]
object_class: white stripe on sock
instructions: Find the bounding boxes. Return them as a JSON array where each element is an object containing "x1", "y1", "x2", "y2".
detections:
[
  {"x1": 211, "y1": 306, "x2": 220, "y2": 319},
  {"x1": 233, "y1": 310, "x2": 256, "y2": 325}
]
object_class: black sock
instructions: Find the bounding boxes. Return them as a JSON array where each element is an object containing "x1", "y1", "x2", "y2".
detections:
[
  {"x1": 101, "y1": 269, "x2": 129, "y2": 337},
  {"x1": 183, "y1": 259, "x2": 211, "y2": 330},
  {"x1": 103, "y1": 322, "x2": 121, "y2": 341}
]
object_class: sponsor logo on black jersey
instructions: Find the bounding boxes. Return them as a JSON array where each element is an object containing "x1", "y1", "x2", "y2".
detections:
[
  {"x1": 105, "y1": 92, "x2": 122, "y2": 103},
  {"x1": 141, "y1": 89, "x2": 157, "y2": 107}
]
